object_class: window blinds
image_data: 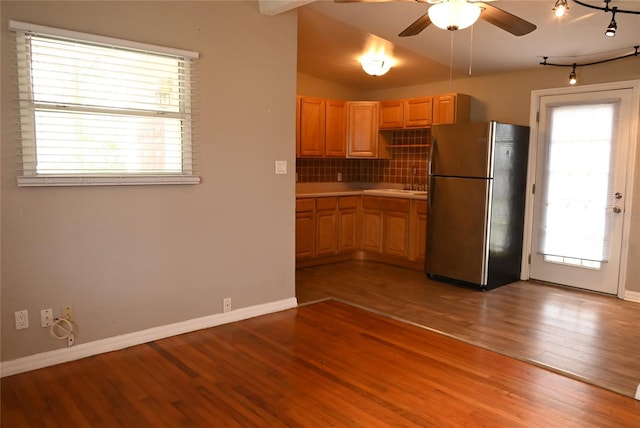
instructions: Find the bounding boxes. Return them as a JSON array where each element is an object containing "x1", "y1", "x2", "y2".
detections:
[
  {"x1": 10, "y1": 20, "x2": 199, "y2": 186},
  {"x1": 538, "y1": 101, "x2": 621, "y2": 262}
]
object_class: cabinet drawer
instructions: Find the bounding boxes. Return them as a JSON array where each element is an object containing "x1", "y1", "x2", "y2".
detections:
[
  {"x1": 363, "y1": 196, "x2": 385, "y2": 211},
  {"x1": 296, "y1": 198, "x2": 315, "y2": 212},
  {"x1": 414, "y1": 200, "x2": 427, "y2": 215},
  {"x1": 382, "y1": 198, "x2": 410, "y2": 212},
  {"x1": 316, "y1": 197, "x2": 338, "y2": 211},
  {"x1": 339, "y1": 196, "x2": 359, "y2": 209}
]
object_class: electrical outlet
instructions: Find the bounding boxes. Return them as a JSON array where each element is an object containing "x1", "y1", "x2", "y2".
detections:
[
  {"x1": 223, "y1": 298, "x2": 232, "y2": 313},
  {"x1": 62, "y1": 305, "x2": 74, "y2": 322},
  {"x1": 15, "y1": 310, "x2": 29, "y2": 330},
  {"x1": 41, "y1": 308, "x2": 54, "y2": 327}
]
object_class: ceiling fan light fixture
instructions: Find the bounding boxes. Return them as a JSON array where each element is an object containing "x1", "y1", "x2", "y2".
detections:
[
  {"x1": 360, "y1": 55, "x2": 393, "y2": 76},
  {"x1": 427, "y1": 0, "x2": 482, "y2": 31},
  {"x1": 553, "y1": 0, "x2": 568, "y2": 17}
]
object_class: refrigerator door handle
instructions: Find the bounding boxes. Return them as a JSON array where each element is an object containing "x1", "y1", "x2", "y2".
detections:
[{"x1": 428, "y1": 138, "x2": 436, "y2": 214}]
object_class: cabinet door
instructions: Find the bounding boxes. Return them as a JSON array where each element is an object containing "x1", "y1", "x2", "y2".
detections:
[
  {"x1": 299, "y1": 96, "x2": 325, "y2": 157},
  {"x1": 347, "y1": 102, "x2": 379, "y2": 158},
  {"x1": 362, "y1": 196, "x2": 383, "y2": 253},
  {"x1": 382, "y1": 198, "x2": 411, "y2": 258},
  {"x1": 379, "y1": 100, "x2": 404, "y2": 130},
  {"x1": 338, "y1": 196, "x2": 359, "y2": 253},
  {"x1": 409, "y1": 200, "x2": 427, "y2": 263},
  {"x1": 316, "y1": 197, "x2": 338, "y2": 256},
  {"x1": 405, "y1": 97, "x2": 432, "y2": 128},
  {"x1": 325, "y1": 100, "x2": 347, "y2": 157},
  {"x1": 432, "y1": 94, "x2": 456, "y2": 124},
  {"x1": 295, "y1": 199, "x2": 316, "y2": 260}
]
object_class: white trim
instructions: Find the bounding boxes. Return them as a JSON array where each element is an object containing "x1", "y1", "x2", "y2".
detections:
[
  {"x1": 635, "y1": 383, "x2": 640, "y2": 400},
  {"x1": 522, "y1": 80, "x2": 640, "y2": 298},
  {"x1": 8, "y1": 20, "x2": 199, "y2": 59},
  {"x1": 0, "y1": 297, "x2": 298, "y2": 378},
  {"x1": 624, "y1": 290, "x2": 640, "y2": 303},
  {"x1": 17, "y1": 175, "x2": 201, "y2": 187}
]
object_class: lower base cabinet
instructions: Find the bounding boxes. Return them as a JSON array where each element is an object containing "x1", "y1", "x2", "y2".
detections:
[{"x1": 297, "y1": 195, "x2": 426, "y2": 270}]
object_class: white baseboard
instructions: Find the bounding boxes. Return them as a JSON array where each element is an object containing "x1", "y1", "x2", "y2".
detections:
[
  {"x1": 624, "y1": 290, "x2": 640, "y2": 303},
  {"x1": 1, "y1": 297, "x2": 298, "y2": 378}
]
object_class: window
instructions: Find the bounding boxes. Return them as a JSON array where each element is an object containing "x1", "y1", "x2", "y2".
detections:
[{"x1": 10, "y1": 21, "x2": 199, "y2": 186}]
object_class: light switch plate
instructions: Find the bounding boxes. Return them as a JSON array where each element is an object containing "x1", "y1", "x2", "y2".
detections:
[{"x1": 275, "y1": 160, "x2": 287, "y2": 175}]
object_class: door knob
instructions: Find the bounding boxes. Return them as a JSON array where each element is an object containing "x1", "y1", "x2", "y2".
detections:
[
  {"x1": 615, "y1": 192, "x2": 623, "y2": 199},
  {"x1": 613, "y1": 206, "x2": 622, "y2": 213}
]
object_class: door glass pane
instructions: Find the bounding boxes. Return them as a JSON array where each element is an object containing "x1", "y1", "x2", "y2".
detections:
[{"x1": 539, "y1": 102, "x2": 618, "y2": 264}]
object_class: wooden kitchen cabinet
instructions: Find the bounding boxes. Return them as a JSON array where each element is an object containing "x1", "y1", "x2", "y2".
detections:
[
  {"x1": 382, "y1": 198, "x2": 411, "y2": 258},
  {"x1": 404, "y1": 96, "x2": 433, "y2": 128},
  {"x1": 433, "y1": 93, "x2": 471, "y2": 125},
  {"x1": 379, "y1": 97, "x2": 432, "y2": 129},
  {"x1": 298, "y1": 96, "x2": 325, "y2": 157},
  {"x1": 362, "y1": 196, "x2": 410, "y2": 258},
  {"x1": 297, "y1": 195, "x2": 426, "y2": 270},
  {"x1": 325, "y1": 100, "x2": 347, "y2": 157},
  {"x1": 316, "y1": 197, "x2": 338, "y2": 256},
  {"x1": 297, "y1": 97, "x2": 347, "y2": 158},
  {"x1": 295, "y1": 198, "x2": 316, "y2": 260},
  {"x1": 338, "y1": 196, "x2": 359, "y2": 253},
  {"x1": 379, "y1": 100, "x2": 404, "y2": 129},
  {"x1": 347, "y1": 101, "x2": 390, "y2": 158},
  {"x1": 409, "y1": 200, "x2": 427, "y2": 263}
]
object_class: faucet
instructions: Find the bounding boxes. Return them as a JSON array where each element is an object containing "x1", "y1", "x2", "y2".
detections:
[{"x1": 410, "y1": 166, "x2": 417, "y2": 190}]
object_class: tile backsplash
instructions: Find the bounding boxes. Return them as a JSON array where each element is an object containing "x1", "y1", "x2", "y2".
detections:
[{"x1": 296, "y1": 129, "x2": 429, "y2": 189}]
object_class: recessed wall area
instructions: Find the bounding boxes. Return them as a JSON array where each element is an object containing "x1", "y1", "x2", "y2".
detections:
[{"x1": 296, "y1": 129, "x2": 429, "y2": 188}]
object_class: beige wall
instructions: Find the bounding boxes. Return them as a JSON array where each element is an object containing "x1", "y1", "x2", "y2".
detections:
[{"x1": 1, "y1": 1, "x2": 297, "y2": 361}]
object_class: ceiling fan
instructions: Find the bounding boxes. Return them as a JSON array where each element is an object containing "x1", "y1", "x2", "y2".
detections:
[{"x1": 336, "y1": 0, "x2": 537, "y2": 37}]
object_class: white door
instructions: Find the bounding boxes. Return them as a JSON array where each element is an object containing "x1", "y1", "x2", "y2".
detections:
[{"x1": 529, "y1": 88, "x2": 633, "y2": 294}]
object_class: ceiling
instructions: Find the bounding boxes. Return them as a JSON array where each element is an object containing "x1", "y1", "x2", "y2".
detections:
[{"x1": 295, "y1": 0, "x2": 640, "y2": 91}]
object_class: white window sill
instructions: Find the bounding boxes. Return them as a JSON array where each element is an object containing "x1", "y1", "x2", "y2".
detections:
[{"x1": 17, "y1": 175, "x2": 201, "y2": 187}]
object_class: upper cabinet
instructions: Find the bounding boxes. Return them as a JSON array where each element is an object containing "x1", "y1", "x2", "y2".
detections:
[
  {"x1": 347, "y1": 101, "x2": 390, "y2": 159},
  {"x1": 405, "y1": 97, "x2": 433, "y2": 128},
  {"x1": 433, "y1": 93, "x2": 471, "y2": 125},
  {"x1": 325, "y1": 99, "x2": 347, "y2": 157},
  {"x1": 379, "y1": 93, "x2": 470, "y2": 130},
  {"x1": 298, "y1": 96, "x2": 326, "y2": 157},
  {"x1": 297, "y1": 96, "x2": 347, "y2": 158}
]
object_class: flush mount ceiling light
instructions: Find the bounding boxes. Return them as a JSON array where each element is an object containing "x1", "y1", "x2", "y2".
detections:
[
  {"x1": 564, "y1": 0, "x2": 640, "y2": 37},
  {"x1": 427, "y1": 0, "x2": 482, "y2": 31},
  {"x1": 360, "y1": 55, "x2": 393, "y2": 76}
]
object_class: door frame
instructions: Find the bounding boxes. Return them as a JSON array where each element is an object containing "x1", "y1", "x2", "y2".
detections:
[{"x1": 521, "y1": 80, "x2": 640, "y2": 299}]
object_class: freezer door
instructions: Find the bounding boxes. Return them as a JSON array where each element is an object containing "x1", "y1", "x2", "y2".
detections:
[
  {"x1": 431, "y1": 122, "x2": 494, "y2": 178},
  {"x1": 426, "y1": 176, "x2": 491, "y2": 286}
]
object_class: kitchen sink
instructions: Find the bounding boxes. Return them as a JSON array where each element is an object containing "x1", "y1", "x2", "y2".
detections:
[{"x1": 363, "y1": 188, "x2": 428, "y2": 198}]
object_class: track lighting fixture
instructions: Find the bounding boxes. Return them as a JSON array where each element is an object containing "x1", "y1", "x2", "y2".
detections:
[
  {"x1": 604, "y1": 9, "x2": 617, "y2": 37},
  {"x1": 552, "y1": 0, "x2": 568, "y2": 17},
  {"x1": 568, "y1": 64, "x2": 577, "y2": 85},
  {"x1": 570, "y1": 0, "x2": 640, "y2": 37},
  {"x1": 540, "y1": 46, "x2": 639, "y2": 85}
]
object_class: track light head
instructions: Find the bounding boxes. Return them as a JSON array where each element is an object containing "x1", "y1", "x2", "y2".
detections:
[
  {"x1": 605, "y1": 9, "x2": 617, "y2": 37},
  {"x1": 569, "y1": 64, "x2": 577, "y2": 85}
]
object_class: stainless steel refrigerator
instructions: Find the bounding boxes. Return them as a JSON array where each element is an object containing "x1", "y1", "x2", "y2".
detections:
[{"x1": 426, "y1": 121, "x2": 529, "y2": 290}]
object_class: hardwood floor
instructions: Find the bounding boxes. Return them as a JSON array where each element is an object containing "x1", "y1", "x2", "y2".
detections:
[
  {"x1": 296, "y1": 260, "x2": 640, "y2": 400},
  {"x1": 2, "y1": 300, "x2": 639, "y2": 427}
]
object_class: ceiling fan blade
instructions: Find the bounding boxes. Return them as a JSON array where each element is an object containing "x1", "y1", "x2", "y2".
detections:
[
  {"x1": 474, "y1": 2, "x2": 536, "y2": 36},
  {"x1": 398, "y1": 12, "x2": 432, "y2": 37}
]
